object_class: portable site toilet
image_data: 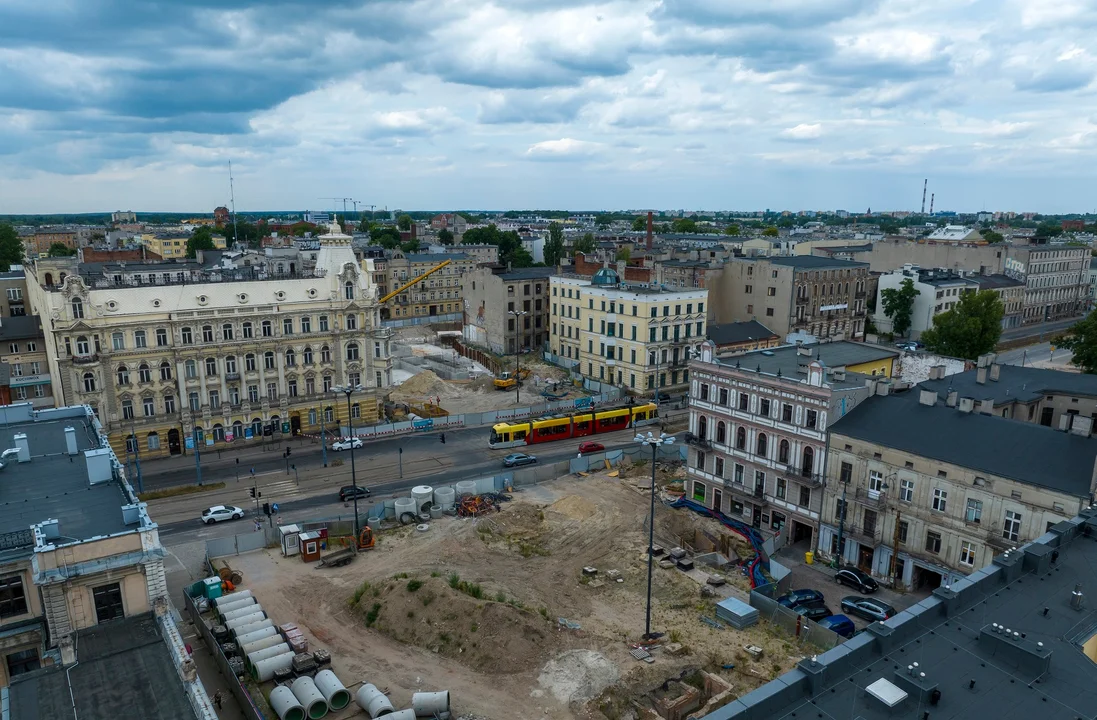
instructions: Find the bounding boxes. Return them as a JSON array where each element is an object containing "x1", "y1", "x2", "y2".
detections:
[
  {"x1": 299, "y1": 531, "x2": 323, "y2": 562},
  {"x1": 279, "y1": 524, "x2": 303, "y2": 557}
]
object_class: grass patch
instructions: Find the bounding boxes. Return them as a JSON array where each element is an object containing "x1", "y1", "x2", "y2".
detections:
[
  {"x1": 430, "y1": 571, "x2": 441, "y2": 578},
  {"x1": 138, "y1": 482, "x2": 226, "y2": 502},
  {"x1": 539, "y1": 607, "x2": 549, "y2": 620},
  {"x1": 421, "y1": 592, "x2": 436, "y2": 607},
  {"x1": 350, "y1": 581, "x2": 371, "y2": 606},
  {"x1": 393, "y1": 572, "x2": 409, "y2": 579},
  {"x1": 406, "y1": 579, "x2": 423, "y2": 592},
  {"x1": 365, "y1": 603, "x2": 381, "y2": 627},
  {"x1": 448, "y1": 573, "x2": 461, "y2": 589},
  {"x1": 495, "y1": 591, "x2": 506, "y2": 603}
]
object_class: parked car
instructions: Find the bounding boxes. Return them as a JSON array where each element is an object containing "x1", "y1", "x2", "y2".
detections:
[
  {"x1": 331, "y1": 437, "x2": 364, "y2": 451},
  {"x1": 503, "y1": 453, "x2": 537, "y2": 467},
  {"x1": 793, "y1": 602, "x2": 833, "y2": 622},
  {"x1": 339, "y1": 485, "x2": 372, "y2": 502},
  {"x1": 777, "y1": 588, "x2": 825, "y2": 609},
  {"x1": 200, "y1": 505, "x2": 244, "y2": 524},
  {"x1": 578, "y1": 441, "x2": 605, "y2": 454},
  {"x1": 835, "y1": 567, "x2": 879, "y2": 594},
  {"x1": 840, "y1": 596, "x2": 896, "y2": 623},
  {"x1": 817, "y1": 614, "x2": 857, "y2": 638}
]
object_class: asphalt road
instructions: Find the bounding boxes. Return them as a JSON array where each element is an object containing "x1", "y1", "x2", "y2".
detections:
[
  {"x1": 995, "y1": 341, "x2": 1074, "y2": 369},
  {"x1": 1000, "y1": 317, "x2": 1080, "y2": 341}
]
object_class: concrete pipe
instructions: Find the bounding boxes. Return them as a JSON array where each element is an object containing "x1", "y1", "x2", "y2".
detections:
[
  {"x1": 234, "y1": 619, "x2": 274, "y2": 639},
  {"x1": 213, "y1": 589, "x2": 253, "y2": 607},
  {"x1": 429, "y1": 505, "x2": 443, "y2": 519},
  {"x1": 290, "y1": 675, "x2": 329, "y2": 719},
  {"x1": 235, "y1": 626, "x2": 277, "y2": 648},
  {"x1": 216, "y1": 596, "x2": 257, "y2": 617},
  {"x1": 385, "y1": 710, "x2": 417, "y2": 720},
  {"x1": 412, "y1": 691, "x2": 450, "y2": 717},
  {"x1": 225, "y1": 610, "x2": 266, "y2": 632},
  {"x1": 247, "y1": 643, "x2": 291, "y2": 671},
  {"x1": 222, "y1": 604, "x2": 265, "y2": 624},
  {"x1": 355, "y1": 684, "x2": 394, "y2": 718},
  {"x1": 313, "y1": 669, "x2": 351, "y2": 711},
  {"x1": 240, "y1": 634, "x2": 285, "y2": 657},
  {"x1": 270, "y1": 685, "x2": 306, "y2": 720},
  {"x1": 253, "y1": 651, "x2": 294, "y2": 682}
]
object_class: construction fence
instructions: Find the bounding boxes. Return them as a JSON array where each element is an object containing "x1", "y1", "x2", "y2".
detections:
[
  {"x1": 749, "y1": 577, "x2": 843, "y2": 652},
  {"x1": 381, "y1": 312, "x2": 463, "y2": 328}
]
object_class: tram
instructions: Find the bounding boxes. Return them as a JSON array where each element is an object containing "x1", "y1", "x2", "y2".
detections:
[{"x1": 488, "y1": 402, "x2": 659, "y2": 449}]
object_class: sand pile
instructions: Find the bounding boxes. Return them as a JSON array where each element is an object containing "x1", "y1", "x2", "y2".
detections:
[
  {"x1": 537, "y1": 650, "x2": 619, "y2": 704},
  {"x1": 548, "y1": 495, "x2": 597, "y2": 521},
  {"x1": 395, "y1": 369, "x2": 455, "y2": 397}
]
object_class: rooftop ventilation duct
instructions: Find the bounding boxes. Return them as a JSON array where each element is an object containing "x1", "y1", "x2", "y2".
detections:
[
  {"x1": 1071, "y1": 583, "x2": 1085, "y2": 611},
  {"x1": 64, "y1": 426, "x2": 78, "y2": 455},
  {"x1": 13, "y1": 433, "x2": 29, "y2": 463}
]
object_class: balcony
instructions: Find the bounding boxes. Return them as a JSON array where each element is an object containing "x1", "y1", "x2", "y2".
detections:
[
  {"x1": 685, "y1": 432, "x2": 712, "y2": 450},
  {"x1": 844, "y1": 523, "x2": 884, "y2": 546},
  {"x1": 855, "y1": 290, "x2": 866, "y2": 299},
  {"x1": 226, "y1": 372, "x2": 241, "y2": 381},
  {"x1": 72, "y1": 354, "x2": 99, "y2": 365},
  {"x1": 795, "y1": 295, "x2": 809, "y2": 305},
  {"x1": 852, "y1": 486, "x2": 887, "y2": 509},
  {"x1": 784, "y1": 464, "x2": 823, "y2": 487}
]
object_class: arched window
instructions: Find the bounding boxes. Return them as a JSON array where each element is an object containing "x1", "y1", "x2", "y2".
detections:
[
  {"x1": 45, "y1": 272, "x2": 54, "y2": 286},
  {"x1": 802, "y1": 446, "x2": 815, "y2": 476},
  {"x1": 121, "y1": 398, "x2": 134, "y2": 419},
  {"x1": 232, "y1": 420, "x2": 244, "y2": 440},
  {"x1": 324, "y1": 406, "x2": 334, "y2": 423},
  {"x1": 320, "y1": 345, "x2": 331, "y2": 363},
  {"x1": 697, "y1": 416, "x2": 708, "y2": 440},
  {"x1": 213, "y1": 424, "x2": 225, "y2": 442},
  {"x1": 202, "y1": 326, "x2": 213, "y2": 343},
  {"x1": 116, "y1": 366, "x2": 129, "y2": 385},
  {"x1": 716, "y1": 421, "x2": 726, "y2": 445},
  {"x1": 185, "y1": 360, "x2": 197, "y2": 378},
  {"x1": 138, "y1": 363, "x2": 151, "y2": 383},
  {"x1": 83, "y1": 372, "x2": 96, "y2": 392},
  {"x1": 251, "y1": 418, "x2": 263, "y2": 437},
  {"x1": 303, "y1": 347, "x2": 313, "y2": 365},
  {"x1": 225, "y1": 356, "x2": 237, "y2": 374},
  {"x1": 181, "y1": 327, "x2": 193, "y2": 345},
  {"x1": 344, "y1": 281, "x2": 354, "y2": 300},
  {"x1": 76, "y1": 336, "x2": 90, "y2": 355},
  {"x1": 242, "y1": 322, "x2": 253, "y2": 339},
  {"x1": 285, "y1": 349, "x2": 296, "y2": 367},
  {"x1": 261, "y1": 320, "x2": 272, "y2": 337},
  {"x1": 778, "y1": 439, "x2": 790, "y2": 464},
  {"x1": 147, "y1": 432, "x2": 160, "y2": 450},
  {"x1": 346, "y1": 314, "x2": 357, "y2": 331},
  {"x1": 756, "y1": 433, "x2": 768, "y2": 457},
  {"x1": 160, "y1": 362, "x2": 172, "y2": 381},
  {"x1": 736, "y1": 427, "x2": 746, "y2": 450},
  {"x1": 245, "y1": 354, "x2": 256, "y2": 372},
  {"x1": 125, "y1": 434, "x2": 137, "y2": 453},
  {"x1": 222, "y1": 323, "x2": 234, "y2": 341},
  {"x1": 205, "y1": 357, "x2": 218, "y2": 376},
  {"x1": 264, "y1": 351, "x2": 275, "y2": 370},
  {"x1": 345, "y1": 342, "x2": 359, "y2": 361},
  {"x1": 71, "y1": 297, "x2": 84, "y2": 319}
]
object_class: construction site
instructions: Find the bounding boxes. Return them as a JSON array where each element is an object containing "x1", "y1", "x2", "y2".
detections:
[{"x1": 208, "y1": 459, "x2": 814, "y2": 720}]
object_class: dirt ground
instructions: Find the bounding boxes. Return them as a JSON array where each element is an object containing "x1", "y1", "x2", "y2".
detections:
[
  {"x1": 390, "y1": 361, "x2": 590, "y2": 415},
  {"x1": 226, "y1": 471, "x2": 806, "y2": 720}
]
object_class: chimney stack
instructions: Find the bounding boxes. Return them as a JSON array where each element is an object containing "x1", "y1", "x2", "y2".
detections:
[
  {"x1": 976, "y1": 367, "x2": 988, "y2": 385},
  {"x1": 646, "y1": 211, "x2": 653, "y2": 251},
  {"x1": 958, "y1": 397, "x2": 974, "y2": 413},
  {"x1": 978, "y1": 399, "x2": 994, "y2": 415},
  {"x1": 919, "y1": 389, "x2": 938, "y2": 407},
  {"x1": 946, "y1": 390, "x2": 958, "y2": 407},
  {"x1": 989, "y1": 363, "x2": 1001, "y2": 382}
]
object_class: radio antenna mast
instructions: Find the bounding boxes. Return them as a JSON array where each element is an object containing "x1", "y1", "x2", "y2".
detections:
[{"x1": 229, "y1": 161, "x2": 240, "y2": 247}]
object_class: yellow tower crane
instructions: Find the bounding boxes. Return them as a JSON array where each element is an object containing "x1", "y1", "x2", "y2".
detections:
[{"x1": 378, "y1": 259, "x2": 453, "y2": 304}]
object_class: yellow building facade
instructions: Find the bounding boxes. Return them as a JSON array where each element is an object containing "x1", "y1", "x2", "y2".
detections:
[{"x1": 25, "y1": 225, "x2": 392, "y2": 459}]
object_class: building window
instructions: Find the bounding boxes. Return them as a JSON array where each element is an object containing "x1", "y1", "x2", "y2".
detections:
[
  {"x1": 189, "y1": 392, "x2": 200, "y2": 411},
  {"x1": 248, "y1": 385, "x2": 259, "y2": 403},
  {"x1": 965, "y1": 498, "x2": 982, "y2": 523},
  {"x1": 695, "y1": 450, "x2": 706, "y2": 470},
  {"x1": 899, "y1": 478, "x2": 914, "y2": 502},
  {"x1": 93, "y1": 583, "x2": 125, "y2": 623},
  {"x1": 285, "y1": 349, "x2": 296, "y2": 367},
  {"x1": 71, "y1": 297, "x2": 84, "y2": 319},
  {"x1": 155, "y1": 328, "x2": 168, "y2": 347},
  {"x1": 143, "y1": 397, "x2": 155, "y2": 417},
  {"x1": 735, "y1": 426, "x2": 746, "y2": 450},
  {"x1": 138, "y1": 363, "x2": 151, "y2": 383},
  {"x1": 262, "y1": 320, "x2": 273, "y2": 337},
  {"x1": 897, "y1": 520, "x2": 908, "y2": 544},
  {"x1": 6, "y1": 647, "x2": 39, "y2": 677},
  {"x1": 778, "y1": 439, "x2": 790, "y2": 464},
  {"x1": 76, "y1": 336, "x2": 90, "y2": 355},
  {"x1": 1003, "y1": 510, "x2": 1022, "y2": 542},
  {"x1": 111, "y1": 331, "x2": 125, "y2": 351},
  {"x1": 117, "y1": 366, "x2": 130, "y2": 385},
  {"x1": 243, "y1": 322, "x2": 253, "y2": 339},
  {"x1": 160, "y1": 362, "x2": 172, "y2": 381},
  {"x1": 288, "y1": 380, "x2": 298, "y2": 397},
  {"x1": 201, "y1": 325, "x2": 213, "y2": 343},
  {"x1": 264, "y1": 352, "x2": 275, "y2": 370},
  {"x1": 869, "y1": 470, "x2": 885, "y2": 494},
  {"x1": 718, "y1": 388, "x2": 729, "y2": 405},
  {"x1": 715, "y1": 421, "x2": 726, "y2": 444},
  {"x1": 699, "y1": 383, "x2": 709, "y2": 401},
  {"x1": 806, "y1": 409, "x2": 817, "y2": 429},
  {"x1": 0, "y1": 576, "x2": 28, "y2": 618},
  {"x1": 755, "y1": 432, "x2": 767, "y2": 457},
  {"x1": 321, "y1": 346, "x2": 331, "y2": 363},
  {"x1": 346, "y1": 342, "x2": 360, "y2": 361},
  {"x1": 283, "y1": 318, "x2": 294, "y2": 335},
  {"x1": 839, "y1": 461, "x2": 852, "y2": 484},
  {"x1": 344, "y1": 281, "x2": 355, "y2": 300},
  {"x1": 183, "y1": 359, "x2": 196, "y2": 378},
  {"x1": 959, "y1": 541, "x2": 976, "y2": 567},
  {"x1": 738, "y1": 392, "x2": 748, "y2": 411},
  {"x1": 776, "y1": 477, "x2": 787, "y2": 499},
  {"x1": 697, "y1": 415, "x2": 708, "y2": 440},
  {"x1": 205, "y1": 358, "x2": 217, "y2": 376},
  {"x1": 319, "y1": 315, "x2": 329, "y2": 332},
  {"x1": 121, "y1": 399, "x2": 134, "y2": 419},
  {"x1": 925, "y1": 531, "x2": 942, "y2": 554},
  {"x1": 346, "y1": 313, "x2": 357, "y2": 331},
  {"x1": 164, "y1": 396, "x2": 175, "y2": 414},
  {"x1": 83, "y1": 372, "x2": 96, "y2": 392},
  {"x1": 267, "y1": 383, "x2": 278, "y2": 401},
  {"x1": 692, "y1": 480, "x2": 706, "y2": 503},
  {"x1": 932, "y1": 488, "x2": 947, "y2": 512}
]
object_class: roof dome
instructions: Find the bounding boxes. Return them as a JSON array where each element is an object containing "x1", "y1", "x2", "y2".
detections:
[{"x1": 591, "y1": 267, "x2": 619, "y2": 286}]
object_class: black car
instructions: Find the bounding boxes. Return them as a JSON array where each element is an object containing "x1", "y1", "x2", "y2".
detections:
[
  {"x1": 793, "y1": 602, "x2": 833, "y2": 622},
  {"x1": 835, "y1": 567, "x2": 879, "y2": 594},
  {"x1": 776, "y1": 588, "x2": 825, "y2": 609},
  {"x1": 339, "y1": 485, "x2": 371, "y2": 502},
  {"x1": 840, "y1": 596, "x2": 896, "y2": 623}
]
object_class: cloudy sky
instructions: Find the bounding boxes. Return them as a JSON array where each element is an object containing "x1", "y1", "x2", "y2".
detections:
[{"x1": 2, "y1": 0, "x2": 1096, "y2": 214}]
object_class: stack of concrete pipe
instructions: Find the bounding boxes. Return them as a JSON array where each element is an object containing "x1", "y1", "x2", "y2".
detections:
[
  {"x1": 355, "y1": 685, "x2": 451, "y2": 719},
  {"x1": 270, "y1": 685, "x2": 305, "y2": 720},
  {"x1": 290, "y1": 676, "x2": 329, "y2": 719}
]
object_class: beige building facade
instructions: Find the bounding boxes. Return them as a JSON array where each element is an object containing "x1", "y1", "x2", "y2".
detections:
[
  {"x1": 366, "y1": 250, "x2": 476, "y2": 320},
  {"x1": 462, "y1": 266, "x2": 552, "y2": 354}
]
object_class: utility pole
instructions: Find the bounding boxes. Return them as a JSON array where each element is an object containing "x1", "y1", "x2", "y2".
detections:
[
  {"x1": 128, "y1": 417, "x2": 143, "y2": 493},
  {"x1": 890, "y1": 508, "x2": 902, "y2": 587},
  {"x1": 193, "y1": 427, "x2": 203, "y2": 486},
  {"x1": 834, "y1": 480, "x2": 848, "y2": 568},
  {"x1": 228, "y1": 161, "x2": 240, "y2": 249}
]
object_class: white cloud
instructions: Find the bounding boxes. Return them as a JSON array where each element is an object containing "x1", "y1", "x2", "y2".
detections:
[
  {"x1": 525, "y1": 137, "x2": 603, "y2": 158},
  {"x1": 779, "y1": 123, "x2": 824, "y2": 140}
]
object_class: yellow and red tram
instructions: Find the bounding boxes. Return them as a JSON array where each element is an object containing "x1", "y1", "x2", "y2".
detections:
[{"x1": 488, "y1": 402, "x2": 658, "y2": 448}]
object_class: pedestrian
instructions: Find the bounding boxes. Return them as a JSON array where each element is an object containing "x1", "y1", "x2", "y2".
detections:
[
  {"x1": 213, "y1": 689, "x2": 223, "y2": 710},
  {"x1": 277, "y1": 515, "x2": 282, "y2": 526},
  {"x1": 254, "y1": 519, "x2": 261, "y2": 532}
]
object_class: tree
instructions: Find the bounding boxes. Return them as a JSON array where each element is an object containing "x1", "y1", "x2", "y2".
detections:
[
  {"x1": 400, "y1": 238, "x2": 420, "y2": 253},
  {"x1": 47, "y1": 242, "x2": 77, "y2": 257},
  {"x1": 981, "y1": 229, "x2": 1004, "y2": 243},
  {"x1": 544, "y1": 222, "x2": 565, "y2": 267},
  {"x1": 762, "y1": 226, "x2": 779, "y2": 237},
  {"x1": 573, "y1": 232, "x2": 596, "y2": 254},
  {"x1": 671, "y1": 218, "x2": 697, "y2": 233},
  {"x1": 920, "y1": 290, "x2": 1004, "y2": 360},
  {"x1": 186, "y1": 226, "x2": 217, "y2": 258},
  {"x1": 397, "y1": 214, "x2": 413, "y2": 231},
  {"x1": 0, "y1": 223, "x2": 23, "y2": 271},
  {"x1": 460, "y1": 224, "x2": 529, "y2": 267},
  {"x1": 880, "y1": 278, "x2": 920, "y2": 337},
  {"x1": 1034, "y1": 221, "x2": 1063, "y2": 239},
  {"x1": 437, "y1": 228, "x2": 454, "y2": 245},
  {"x1": 724, "y1": 224, "x2": 740, "y2": 236},
  {"x1": 631, "y1": 216, "x2": 646, "y2": 231},
  {"x1": 595, "y1": 215, "x2": 613, "y2": 228},
  {"x1": 1057, "y1": 313, "x2": 1097, "y2": 374},
  {"x1": 616, "y1": 247, "x2": 631, "y2": 262},
  {"x1": 220, "y1": 220, "x2": 259, "y2": 247},
  {"x1": 370, "y1": 226, "x2": 403, "y2": 250}
]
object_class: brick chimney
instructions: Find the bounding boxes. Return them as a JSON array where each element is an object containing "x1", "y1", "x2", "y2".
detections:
[{"x1": 646, "y1": 211, "x2": 653, "y2": 251}]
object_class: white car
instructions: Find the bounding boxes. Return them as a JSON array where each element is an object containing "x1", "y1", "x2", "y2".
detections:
[
  {"x1": 201, "y1": 505, "x2": 244, "y2": 524},
  {"x1": 331, "y1": 437, "x2": 364, "y2": 451}
]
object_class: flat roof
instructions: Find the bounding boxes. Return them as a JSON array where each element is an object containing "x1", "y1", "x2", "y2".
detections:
[
  {"x1": 496, "y1": 267, "x2": 554, "y2": 281},
  {"x1": 714, "y1": 342, "x2": 898, "y2": 389},
  {"x1": 920, "y1": 364, "x2": 1097, "y2": 406},
  {"x1": 0, "y1": 315, "x2": 43, "y2": 341},
  {"x1": 707, "y1": 321, "x2": 778, "y2": 346},
  {"x1": 765, "y1": 255, "x2": 869, "y2": 269},
  {"x1": 830, "y1": 389, "x2": 1097, "y2": 496},
  {"x1": 9, "y1": 613, "x2": 196, "y2": 720},
  {"x1": 703, "y1": 511, "x2": 1097, "y2": 720}
]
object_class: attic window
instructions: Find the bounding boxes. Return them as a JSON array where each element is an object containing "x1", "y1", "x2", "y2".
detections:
[
  {"x1": 938, "y1": 470, "x2": 947, "y2": 478},
  {"x1": 905, "y1": 461, "x2": 914, "y2": 469},
  {"x1": 1011, "y1": 490, "x2": 1022, "y2": 500},
  {"x1": 873, "y1": 452, "x2": 882, "y2": 460},
  {"x1": 844, "y1": 444, "x2": 852, "y2": 451}
]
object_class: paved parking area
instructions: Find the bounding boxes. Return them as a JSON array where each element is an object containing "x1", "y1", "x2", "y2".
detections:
[{"x1": 775, "y1": 548, "x2": 930, "y2": 631}]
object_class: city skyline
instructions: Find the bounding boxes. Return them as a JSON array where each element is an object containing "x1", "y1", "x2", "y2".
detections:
[{"x1": 2, "y1": 0, "x2": 1097, "y2": 214}]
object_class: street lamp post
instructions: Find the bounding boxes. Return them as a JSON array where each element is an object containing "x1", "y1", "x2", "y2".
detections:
[
  {"x1": 128, "y1": 417, "x2": 143, "y2": 493},
  {"x1": 508, "y1": 310, "x2": 529, "y2": 405},
  {"x1": 332, "y1": 384, "x2": 365, "y2": 537},
  {"x1": 635, "y1": 430, "x2": 675, "y2": 640}
]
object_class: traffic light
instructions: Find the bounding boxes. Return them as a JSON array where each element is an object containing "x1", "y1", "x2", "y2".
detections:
[
  {"x1": 263, "y1": 502, "x2": 271, "y2": 516},
  {"x1": 249, "y1": 487, "x2": 255, "y2": 498},
  {"x1": 440, "y1": 433, "x2": 446, "y2": 444}
]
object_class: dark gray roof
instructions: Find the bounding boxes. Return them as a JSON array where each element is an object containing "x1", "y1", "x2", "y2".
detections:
[
  {"x1": 973, "y1": 273, "x2": 1024, "y2": 289},
  {"x1": 765, "y1": 255, "x2": 869, "y2": 269},
  {"x1": 703, "y1": 514, "x2": 1097, "y2": 720},
  {"x1": 497, "y1": 267, "x2": 554, "y2": 281},
  {"x1": 713, "y1": 341, "x2": 897, "y2": 390},
  {"x1": 9, "y1": 613, "x2": 196, "y2": 720},
  {"x1": 0, "y1": 417, "x2": 135, "y2": 543},
  {"x1": 400, "y1": 252, "x2": 469, "y2": 262},
  {"x1": 0, "y1": 315, "x2": 43, "y2": 341},
  {"x1": 0, "y1": 270, "x2": 26, "y2": 279},
  {"x1": 920, "y1": 364, "x2": 1097, "y2": 406},
  {"x1": 830, "y1": 390, "x2": 1097, "y2": 496},
  {"x1": 815, "y1": 243, "x2": 873, "y2": 254},
  {"x1": 707, "y1": 321, "x2": 778, "y2": 346}
]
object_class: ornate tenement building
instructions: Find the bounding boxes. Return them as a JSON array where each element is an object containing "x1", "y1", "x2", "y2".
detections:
[{"x1": 24, "y1": 224, "x2": 392, "y2": 459}]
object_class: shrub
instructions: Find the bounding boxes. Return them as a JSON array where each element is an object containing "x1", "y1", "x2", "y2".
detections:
[
  {"x1": 365, "y1": 603, "x2": 381, "y2": 627},
  {"x1": 406, "y1": 579, "x2": 423, "y2": 592},
  {"x1": 448, "y1": 573, "x2": 460, "y2": 589},
  {"x1": 350, "y1": 581, "x2": 370, "y2": 606}
]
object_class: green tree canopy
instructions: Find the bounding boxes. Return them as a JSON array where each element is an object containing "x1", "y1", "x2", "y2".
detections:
[
  {"x1": 1055, "y1": 314, "x2": 1097, "y2": 374},
  {"x1": 724, "y1": 224, "x2": 740, "y2": 236},
  {"x1": 0, "y1": 224, "x2": 24, "y2": 270},
  {"x1": 400, "y1": 238, "x2": 420, "y2": 253},
  {"x1": 1034, "y1": 221, "x2": 1063, "y2": 239},
  {"x1": 981, "y1": 229, "x2": 1004, "y2": 243},
  {"x1": 397, "y1": 214, "x2": 413, "y2": 231},
  {"x1": 185, "y1": 226, "x2": 217, "y2": 258},
  {"x1": 762, "y1": 226, "x2": 779, "y2": 237},
  {"x1": 460, "y1": 224, "x2": 530, "y2": 267},
  {"x1": 880, "y1": 277, "x2": 920, "y2": 337},
  {"x1": 47, "y1": 242, "x2": 77, "y2": 257},
  {"x1": 616, "y1": 247, "x2": 631, "y2": 262},
  {"x1": 631, "y1": 216, "x2": 647, "y2": 231},
  {"x1": 920, "y1": 290, "x2": 1004, "y2": 360},
  {"x1": 671, "y1": 218, "x2": 697, "y2": 233},
  {"x1": 544, "y1": 222, "x2": 565, "y2": 267},
  {"x1": 220, "y1": 220, "x2": 260, "y2": 247},
  {"x1": 573, "y1": 232, "x2": 596, "y2": 254},
  {"x1": 370, "y1": 226, "x2": 403, "y2": 249},
  {"x1": 437, "y1": 228, "x2": 454, "y2": 245}
]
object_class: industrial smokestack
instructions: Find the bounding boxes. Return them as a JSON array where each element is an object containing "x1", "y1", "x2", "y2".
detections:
[
  {"x1": 930, "y1": 194, "x2": 935, "y2": 215},
  {"x1": 646, "y1": 211, "x2": 653, "y2": 251},
  {"x1": 921, "y1": 178, "x2": 927, "y2": 214}
]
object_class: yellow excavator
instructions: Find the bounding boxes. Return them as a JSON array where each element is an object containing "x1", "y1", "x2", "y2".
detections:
[
  {"x1": 378, "y1": 259, "x2": 453, "y2": 304},
  {"x1": 494, "y1": 368, "x2": 530, "y2": 390}
]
